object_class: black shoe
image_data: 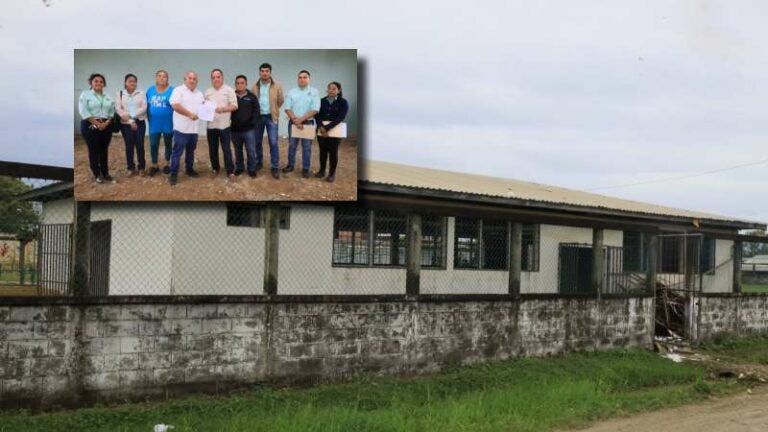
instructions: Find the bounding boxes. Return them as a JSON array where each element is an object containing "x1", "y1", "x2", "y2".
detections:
[
  {"x1": 302, "y1": 169, "x2": 310, "y2": 178},
  {"x1": 314, "y1": 170, "x2": 326, "y2": 178},
  {"x1": 95, "y1": 175, "x2": 104, "y2": 184},
  {"x1": 103, "y1": 175, "x2": 115, "y2": 183},
  {"x1": 169, "y1": 175, "x2": 177, "y2": 186},
  {"x1": 162, "y1": 165, "x2": 171, "y2": 175},
  {"x1": 187, "y1": 170, "x2": 200, "y2": 178},
  {"x1": 234, "y1": 169, "x2": 244, "y2": 176},
  {"x1": 148, "y1": 167, "x2": 160, "y2": 177},
  {"x1": 248, "y1": 171, "x2": 257, "y2": 178},
  {"x1": 282, "y1": 165, "x2": 294, "y2": 173},
  {"x1": 255, "y1": 162, "x2": 263, "y2": 172},
  {"x1": 327, "y1": 175, "x2": 336, "y2": 183},
  {"x1": 271, "y1": 168, "x2": 279, "y2": 179}
]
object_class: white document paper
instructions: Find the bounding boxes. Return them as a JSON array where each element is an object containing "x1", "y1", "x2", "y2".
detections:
[
  {"x1": 322, "y1": 121, "x2": 347, "y2": 138},
  {"x1": 198, "y1": 101, "x2": 217, "y2": 122},
  {"x1": 290, "y1": 123, "x2": 317, "y2": 139}
]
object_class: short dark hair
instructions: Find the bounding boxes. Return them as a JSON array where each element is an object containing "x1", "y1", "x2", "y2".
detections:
[
  {"x1": 211, "y1": 68, "x2": 224, "y2": 77},
  {"x1": 155, "y1": 69, "x2": 168, "y2": 77},
  {"x1": 124, "y1": 73, "x2": 137, "y2": 86},
  {"x1": 235, "y1": 74, "x2": 247, "y2": 83},
  {"x1": 259, "y1": 63, "x2": 272, "y2": 71},
  {"x1": 88, "y1": 73, "x2": 106, "y2": 87},
  {"x1": 298, "y1": 70, "x2": 311, "y2": 77},
  {"x1": 329, "y1": 81, "x2": 343, "y2": 98}
]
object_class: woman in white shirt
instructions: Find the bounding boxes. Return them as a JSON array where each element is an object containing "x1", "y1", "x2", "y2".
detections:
[{"x1": 115, "y1": 73, "x2": 148, "y2": 177}]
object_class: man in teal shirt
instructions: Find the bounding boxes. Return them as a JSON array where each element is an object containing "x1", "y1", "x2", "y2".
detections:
[{"x1": 283, "y1": 70, "x2": 321, "y2": 178}]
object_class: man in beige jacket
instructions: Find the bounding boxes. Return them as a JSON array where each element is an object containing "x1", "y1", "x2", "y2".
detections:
[{"x1": 252, "y1": 63, "x2": 284, "y2": 179}]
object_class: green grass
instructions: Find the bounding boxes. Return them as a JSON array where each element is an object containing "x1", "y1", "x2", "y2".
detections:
[
  {"x1": 0, "y1": 349, "x2": 741, "y2": 432},
  {"x1": 743, "y1": 284, "x2": 768, "y2": 293},
  {"x1": 700, "y1": 333, "x2": 768, "y2": 365}
]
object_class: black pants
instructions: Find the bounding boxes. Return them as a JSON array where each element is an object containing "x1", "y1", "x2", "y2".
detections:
[
  {"x1": 81, "y1": 120, "x2": 112, "y2": 177},
  {"x1": 120, "y1": 120, "x2": 147, "y2": 171},
  {"x1": 207, "y1": 128, "x2": 234, "y2": 175},
  {"x1": 317, "y1": 136, "x2": 341, "y2": 176}
]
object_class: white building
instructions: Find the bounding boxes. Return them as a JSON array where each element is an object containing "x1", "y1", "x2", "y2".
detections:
[{"x1": 22, "y1": 161, "x2": 765, "y2": 297}]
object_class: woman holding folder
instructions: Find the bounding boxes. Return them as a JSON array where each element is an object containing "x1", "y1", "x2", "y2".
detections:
[{"x1": 314, "y1": 81, "x2": 348, "y2": 183}]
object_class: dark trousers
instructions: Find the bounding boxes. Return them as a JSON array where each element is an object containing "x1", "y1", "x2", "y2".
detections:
[
  {"x1": 170, "y1": 131, "x2": 198, "y2": 175},
  {"x1": 120, "y1": 120, "x2": 146, "y2": 171},
  {"x1": 149, "y1": 132, "x2": 172, "y2": 165},
  {"x1": 207, "y1": 127, "x2": 234, "y2": 175},
  {"x1": 80, "y1": 120, "x2": 112, "y2": 177},
  {"x1": 317, "y1": 136, "x2": 341, "y2": 176}
]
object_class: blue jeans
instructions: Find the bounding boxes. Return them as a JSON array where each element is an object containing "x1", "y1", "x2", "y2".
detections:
[
  {"x1": 149, "y1": 132, "x2": 172, "y2": 165},
  {"x1": 287, "y1": 120, "x2": 314, "y2": 170},
  {"x1": 170, "y1": 131, "x2": 198, "y2": 175},
  {"x1": 231, "y1": 128, "x2": 257, "y2": 174},
  {"x1": 255, "y1": 114, "x2": 279, "y2": 169},
  {"x1": 207, "y1": 127, "x2": 234, "y2": 174},
  {"x1": 120, "y1": 121, "x2": 146, "y2": 170}
]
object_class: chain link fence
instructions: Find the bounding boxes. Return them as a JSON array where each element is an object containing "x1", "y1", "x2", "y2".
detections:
[
  {"x1": 2, "y1": 170, "x2": 756, "y2": 298},
  {"x1": 741, "y1": 237, "x2": 768, "y2": 293}
]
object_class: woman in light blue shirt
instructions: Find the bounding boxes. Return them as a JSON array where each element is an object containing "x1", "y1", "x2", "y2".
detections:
[{"x1": 78, "y1": 73, "x2": 116, "y2": 183}]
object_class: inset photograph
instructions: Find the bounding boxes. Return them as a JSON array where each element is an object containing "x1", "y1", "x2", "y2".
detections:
[{"x1": 74, "y1": 49, "x2": 358, "y2": 201}]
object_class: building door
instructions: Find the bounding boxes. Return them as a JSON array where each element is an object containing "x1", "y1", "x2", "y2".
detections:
[{"x1": 558, "y1": 243, "x2": 594, "y2": 295}]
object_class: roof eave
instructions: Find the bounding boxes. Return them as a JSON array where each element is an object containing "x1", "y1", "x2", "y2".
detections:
[{"x1": 359, "y1": 181, "x2": 766, "y2": 231}]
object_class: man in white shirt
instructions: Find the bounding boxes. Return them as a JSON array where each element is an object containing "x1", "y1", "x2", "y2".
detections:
[
  {"x1": 168, "y1": 70, "x2": 205, "y2": 186},
  {"x1": 205, "y1": 68, "x2": 238, "y2": 180}
]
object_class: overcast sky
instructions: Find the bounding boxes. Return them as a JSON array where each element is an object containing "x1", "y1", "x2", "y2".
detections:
[{"x1": 1, "y1": 0, "x2": 766, "y2": 224}]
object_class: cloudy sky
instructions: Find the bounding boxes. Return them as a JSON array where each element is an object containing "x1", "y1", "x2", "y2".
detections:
[{"x1": 1, "y1": 0, "x2": 766, "y2": 224}]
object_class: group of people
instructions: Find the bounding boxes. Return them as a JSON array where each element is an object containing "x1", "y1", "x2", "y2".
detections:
[{"x1": 77, "y1": 63, "x2": 349, "y2": 186}]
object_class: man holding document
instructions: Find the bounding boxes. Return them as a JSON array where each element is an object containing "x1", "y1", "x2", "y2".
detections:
[
  {"x1": 283, "y1": 70, "x2": 321, "y2": 178},
  {"x1": 168, "y1": 70, "x2": 204, "y2": 186}
]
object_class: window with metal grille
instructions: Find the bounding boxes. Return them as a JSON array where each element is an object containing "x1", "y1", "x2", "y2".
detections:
[
  {"x1": 482, "y1": 219, "x2": 508, "y2": 270},
  {"x1": 454, "y1": 217, "x2": 509, "y2": 270},
  {"x1": 422, "y1": 216, "x2": 446, "y2": 268},
  {"x1": 454, "y1": 217, "x2": 480, "y2": 268},
  {"x1": 700, "y1": 237, "x2": 716, "y2": 274},
  {"x1": 373, "y1": 211, "x2": 407, "y2": 266},
  {"x1": 659, "y1": 236, "x2": 683, "y2": 273},
  {"x1": 522, "y1": 224, "x2": 540, "y2": 272},
  {"x1": 332, "y1": 208, "x2": 370, "y2": 265},
  {"x1": 622, "y1": 231, "x2": 646, "y2": 272},
  {"x1": 226, "y1": 204, "x2": 290, "y2": 229}
]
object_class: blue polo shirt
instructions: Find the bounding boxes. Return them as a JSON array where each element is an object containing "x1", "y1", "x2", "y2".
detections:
[{"x1": 284, "y1": 85, "x2": 321, "y2": 118}]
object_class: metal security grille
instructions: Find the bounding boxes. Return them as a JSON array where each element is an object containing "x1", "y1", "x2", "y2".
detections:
[
  {"x1": 521, "y1": 224, "x2": 540, "y2": 272},
  {"x1": 88, "y1": 220, "x2": 111, "y2": 296},
  {"x1": 421, "y1": 215, "x2": 446, "y2": 268},
  {"x1": 603, "y1": 245, "x2": 648, "y2": 295},
  {"x1": 558, "y1": 242, "x2": 593, "y2": 295},
  {"x1": 332, "y1": 208, "x2": 370, "y2": 265},
  {"x1": 657, "y1": 234, "x2": 702, "y2": 292},
  {"x1": 373, "y1": 211, "x2": 407, "y2": 266},
  {"x1": 38, "y1": 223, "x2": 72, "y2": 296}
]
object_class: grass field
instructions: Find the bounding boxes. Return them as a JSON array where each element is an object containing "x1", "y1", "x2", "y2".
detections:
[
  {"x1": 700, "y1": 333, "x2": 768, "y2": 365},
  {"x1": 743, "y1": 284, "x2": 768, "y2": 293},
  {"x1": 0, "y1": 349, "x2": 744, "y2": 432}
]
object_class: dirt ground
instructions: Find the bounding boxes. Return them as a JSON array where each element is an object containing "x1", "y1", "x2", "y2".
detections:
[
  {"x1": 74, "y1": 134, "x2": 358, "y2": 201},
  {"x1": 574, "y1": 385, "x2": 768, "y2": 432}
]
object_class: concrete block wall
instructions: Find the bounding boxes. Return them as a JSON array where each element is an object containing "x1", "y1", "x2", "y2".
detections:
[
  {"x1": 697, "y1": 294, "x2": 768, "y2": 340},
  {"x1": 0, "y1": 297, "x2": 654, "y2": 408}
]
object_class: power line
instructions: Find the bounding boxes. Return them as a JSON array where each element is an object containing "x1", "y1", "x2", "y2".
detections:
[{"x1": 585, "y1": 157, "x2": 768, "y2": 192}]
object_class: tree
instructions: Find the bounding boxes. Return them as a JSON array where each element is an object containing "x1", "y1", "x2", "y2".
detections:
[{"x1": 0, "y1": 176, "x2": 39, "y2": 241}]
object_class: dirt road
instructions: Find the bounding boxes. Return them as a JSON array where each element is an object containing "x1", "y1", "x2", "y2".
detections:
[
  {"x1": 575, "y1": 385, "x2": 768, "y2": 432},
  {"x1": 74, "y1": 135, "x2": 358, "y2": 201}
]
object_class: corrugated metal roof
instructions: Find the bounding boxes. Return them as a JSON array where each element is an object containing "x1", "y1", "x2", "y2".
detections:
[{"x1": 361, "y1": 160, "x2": 765, "y2": 227}]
